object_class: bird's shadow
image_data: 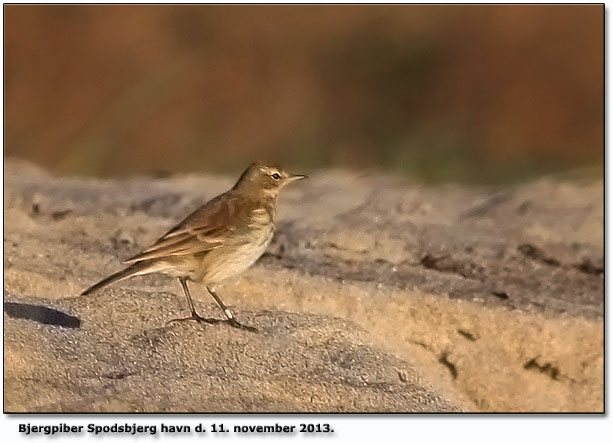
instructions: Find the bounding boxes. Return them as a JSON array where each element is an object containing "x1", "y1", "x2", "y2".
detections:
[{"x1": 4, "y1": 302, "x2": 81, "y2": 329}]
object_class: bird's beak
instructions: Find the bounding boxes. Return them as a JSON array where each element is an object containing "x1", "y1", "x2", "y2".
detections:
[{"x1": 289, "y1": 174, "x2": 308, "y2": 181}]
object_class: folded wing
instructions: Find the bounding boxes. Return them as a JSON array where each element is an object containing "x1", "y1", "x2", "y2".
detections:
[{"x1": 123, "y1": 191, "x2": 240, "y2": 264}]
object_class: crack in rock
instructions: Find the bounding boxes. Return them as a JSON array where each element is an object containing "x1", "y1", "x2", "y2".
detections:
[
  {"x1": 523, "y1": 357, "x2": 560, "y2": 381},
  {"x1": 439, "y1": 352, "x2": 458, "y2": 379},
  {"x1": 518, "y1": 244, "x2": 561, "y2": 267}
]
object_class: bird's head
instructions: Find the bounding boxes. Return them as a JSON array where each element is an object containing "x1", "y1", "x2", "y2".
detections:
[{"x1": 233, "y1": 163, "x2": 308, "y2": 197}]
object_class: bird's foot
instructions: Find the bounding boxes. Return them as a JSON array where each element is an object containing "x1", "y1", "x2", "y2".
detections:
[
  {"x1": 168, "y1": 313, "x2": 257, "y2": 332},
  {"x1": 227, "y1": 318, "x2": 258, "y2": 333},
  {"x1": 167, "y1": 313, "x2": 222, "y2": 325}
]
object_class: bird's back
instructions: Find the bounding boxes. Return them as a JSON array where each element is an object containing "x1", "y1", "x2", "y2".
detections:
[{"x1": 123, "y1": 188, "x2": 275, "y2": 266}]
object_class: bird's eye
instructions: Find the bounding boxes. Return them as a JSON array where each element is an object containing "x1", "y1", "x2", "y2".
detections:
[{"x1": 271, "y1": 173, "x2": 281, "y2": 180}]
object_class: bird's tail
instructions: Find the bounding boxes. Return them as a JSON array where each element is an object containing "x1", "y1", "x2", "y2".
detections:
[{"x1": 81, "y1": 262, "x2": 150, "y2": 296}]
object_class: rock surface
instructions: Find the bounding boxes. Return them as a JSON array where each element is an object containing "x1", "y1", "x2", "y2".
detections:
[
  {"x1": 3, "y1": 159, "x2": 603, "y2": 412},
  {"x1": 5, "y1": 293, "x2": 459, "y2": 412}
]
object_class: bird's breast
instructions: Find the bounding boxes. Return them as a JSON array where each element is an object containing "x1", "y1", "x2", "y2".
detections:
[{"x1": 201, "y1": 221, "x2": 274, "y2": 284}]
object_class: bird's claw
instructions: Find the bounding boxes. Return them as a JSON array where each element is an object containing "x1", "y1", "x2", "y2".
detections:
[
  {"x1": 167, "y1": 314, "x2": 256, "y2": 332},
  {"x1": 167, "y1": 314, "x2": 222, "y2": 325},
  {"x1": 228, "y1": 318, "x2": 258, "y2": 332}
]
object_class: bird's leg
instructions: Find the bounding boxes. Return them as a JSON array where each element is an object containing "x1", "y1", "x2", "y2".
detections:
[
  {"x1": 168, "y1": 278, "x2": 221, "y2": 325},
  {"x1": 206, "y1": 286, "x2": 257, "y2": 332}
]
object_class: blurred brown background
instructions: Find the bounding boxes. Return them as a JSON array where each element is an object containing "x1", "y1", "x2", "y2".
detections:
[{"x1": 4, "y1": 4, "x2": 603, "y2": 183}]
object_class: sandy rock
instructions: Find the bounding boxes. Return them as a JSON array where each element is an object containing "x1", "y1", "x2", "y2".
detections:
[
  {"x1": 3, "y1": 159, "x2": 603, "y2": 412},
  {"x1": 4, "y1": 292, "x2": 459, "y2": 412}
]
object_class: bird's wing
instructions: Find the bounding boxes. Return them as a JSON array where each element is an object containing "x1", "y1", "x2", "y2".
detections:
[{"x1": 123, "y1": 191, "x2": 241, "y2": 264}]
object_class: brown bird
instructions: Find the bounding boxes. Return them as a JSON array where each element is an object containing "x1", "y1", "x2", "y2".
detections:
[{"x1": 81, "y1": 163, "x2": 307, "y2": 331}]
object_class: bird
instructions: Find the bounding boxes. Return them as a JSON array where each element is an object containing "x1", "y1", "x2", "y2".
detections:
[{"x1": 81, "y1": 163, "x2": 308, "y2": 332}]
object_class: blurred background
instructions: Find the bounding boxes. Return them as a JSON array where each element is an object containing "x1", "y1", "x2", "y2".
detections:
[{"x1": 4, "y1": 4, "x2": 603, "y2": 183}]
